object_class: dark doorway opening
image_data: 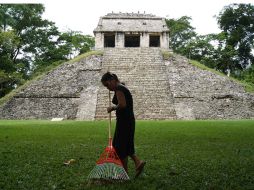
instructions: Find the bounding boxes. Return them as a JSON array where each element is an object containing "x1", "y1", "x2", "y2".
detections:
[
  {"x1": 125, "y1": 35, "x2": 140, "y2": 47},
  {"x1": 149, "y1": 35, "x2": 160, "y2": 47},
  {"x1": 104, "y1": 34, "x2": 115, "y2": 47}
]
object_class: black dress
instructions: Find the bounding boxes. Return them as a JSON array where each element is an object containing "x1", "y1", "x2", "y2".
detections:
[{"x1": 112, "y1": 84, "x2": 135, "y2": 160}]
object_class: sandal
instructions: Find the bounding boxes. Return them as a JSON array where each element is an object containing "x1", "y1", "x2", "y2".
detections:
[{"x1": 135, "y1": 161, "x2": 146, "y2": 178}]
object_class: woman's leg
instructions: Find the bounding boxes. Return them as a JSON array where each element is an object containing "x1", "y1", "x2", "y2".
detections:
[
  {"x1": 130, "y1": 154, "x2": 146, "y2": 177},
  {"x1": 121, "y1": 157, "x2": 128, "y2": 173},
  {"x1": 130, "y1": 154, "x2": 142, "y2": 169}
]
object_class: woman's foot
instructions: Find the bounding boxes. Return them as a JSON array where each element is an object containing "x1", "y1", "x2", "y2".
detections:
[{"x1": 135, "y1": 161, "x2": 146, "y2": 178}]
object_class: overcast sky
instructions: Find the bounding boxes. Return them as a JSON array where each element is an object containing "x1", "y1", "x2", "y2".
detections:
[{"x1": 2, "y1": 0, "x2": 254, "y2": 36}]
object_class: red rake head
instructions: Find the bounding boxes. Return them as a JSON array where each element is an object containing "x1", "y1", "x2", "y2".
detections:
[{"x1": 96, "y1": 138, "x2": 123, "y2": 166}]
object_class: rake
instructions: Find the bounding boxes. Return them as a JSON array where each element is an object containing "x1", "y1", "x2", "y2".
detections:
[{"x1": 87, "y1": 91, "x2": 130, "y2": 181}]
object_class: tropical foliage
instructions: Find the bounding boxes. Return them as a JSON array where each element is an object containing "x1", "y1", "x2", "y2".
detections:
[
  {"x1": 166, "y1": 3, "x2": 254, "y2": 86},
  {"x1": 0, "y1": 4, "x2": 94, "y2": 98}
]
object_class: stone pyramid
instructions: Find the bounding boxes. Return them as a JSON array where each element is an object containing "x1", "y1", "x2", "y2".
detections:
[{"x1": 0, "y1": 48, "x2": 254, "y2": 120}]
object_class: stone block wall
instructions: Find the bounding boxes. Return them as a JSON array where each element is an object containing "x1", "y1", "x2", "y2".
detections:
[
  {"x1": 115, "y1": 32, "x2": 124, "y2": 48},
  {"x1": 0, "y1": 55, "x2": 103, "y2": 120},
  {"x1": 94, "y1": 32, "x2": 104, "y2": 49},
  {"x1": 165, "y1": 54, "x2": 254, "y2": 119}
]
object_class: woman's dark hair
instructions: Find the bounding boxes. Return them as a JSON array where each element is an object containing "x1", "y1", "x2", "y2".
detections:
[
  {"x1": 101, "y1": 72, "x2": 125, "y2": 85},
  {"x1": 101, "y1": 72, "x2": 119, "y2": 82}
]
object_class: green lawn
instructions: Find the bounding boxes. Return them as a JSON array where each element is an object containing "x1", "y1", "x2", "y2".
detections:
[{"x1": 0, "y1": 120, "x2": 254, "y2": 190}]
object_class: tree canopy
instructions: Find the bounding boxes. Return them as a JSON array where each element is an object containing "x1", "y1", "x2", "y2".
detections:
[
  {"x1": 166, "y1": 3, "x2": 254, "y2": 85},
  {"x1": 166, "y1": 16, "x2": 197, "y2": 55},
  {"x1": 217, "y1": 3, "x2": 254, "y2": 70},
  {"x1": 0, "y1": 4, "x2": 94, "y2": 98}
]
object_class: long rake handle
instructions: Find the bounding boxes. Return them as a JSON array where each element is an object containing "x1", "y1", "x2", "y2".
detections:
[{"x1": 108, "y1": 90, "x2": 112, "y2": 147}]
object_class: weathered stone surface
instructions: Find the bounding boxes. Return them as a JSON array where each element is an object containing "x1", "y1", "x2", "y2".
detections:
[
  {"x1": 95, "y1": 48, "x2": 176, "y2": 120},
  {"x1": 76, "y1": 86, "x2": 99, "y2": 120},
  {"x1": 94, "y1": 13, "x2": 169, "y2": 49},
  {"x1": 165, "y1": 54, "x2": 254, "y2": 119},
  {"x1": 0, "y1": 97, "x2": 78, "y2": 119},
  {"x1": 0, "y1": 55, "x2": 102, "y2": 120},
  {"x1": 0, "y1": 49, "x2": 254, "y2": 120},
  {"x1": 94, "y1": 13, "x2": 169, "y2": 33}
]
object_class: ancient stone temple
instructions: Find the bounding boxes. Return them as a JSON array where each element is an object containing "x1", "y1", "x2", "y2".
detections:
[
  {"x1": 94, "y1": 13, "x2": 169, "y2": 49},
  {"x1": 0, "y1": 13, "x2": 254, "y2": 120}
]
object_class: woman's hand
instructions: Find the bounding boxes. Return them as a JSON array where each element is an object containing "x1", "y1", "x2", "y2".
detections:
[{"x1": 107, "y1": 106, "x2": 115, "y2": 113}]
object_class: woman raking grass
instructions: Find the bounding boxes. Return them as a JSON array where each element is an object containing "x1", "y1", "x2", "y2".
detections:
[{"x1": 101, "y1": 72, "x2": 146, "y2": 178}]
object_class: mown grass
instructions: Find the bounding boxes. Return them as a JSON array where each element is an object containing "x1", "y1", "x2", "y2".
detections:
[{"x1": 0, "y1": 120, "x2": 254, "y2": 190}]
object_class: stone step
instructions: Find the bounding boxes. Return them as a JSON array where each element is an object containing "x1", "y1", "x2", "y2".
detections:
[{"x1": 95, "y1": 48, "x2": 176, "y2": 120}]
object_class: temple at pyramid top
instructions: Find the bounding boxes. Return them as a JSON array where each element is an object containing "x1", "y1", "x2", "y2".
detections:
[{"x1": 93, "y1": 12, "x2": 170, "y2": 49}]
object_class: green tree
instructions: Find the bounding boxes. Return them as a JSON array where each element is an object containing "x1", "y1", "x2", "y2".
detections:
[
  {"x1": 0, "y1": 30, "x2": 20, "y2": 71},
  {"x1": 166, "y1": 16, "x2": 219, "y2": 69},
  {"x1": 3, "y1": 4, "x2": 60, "y2": 71},
  {"x1": 243, "y1": 64, "x2": 254, "y2": 84},
  {"x1": 57, "y1": 30, "x2": 94, "y2": 59},
  {"x1": 185, "y1": 34, "x2": 216, "y2": 62},
  {"x1": 217, "y1": 3, "x2": 254, "y2": 71},
  {"x1": 0, "y1": 4, "x2": 60, "y2": 97},
  {"x1": 0, "y1": 4, "x2": 95, "y2": 98},
  {"x1": 166, "y1": 16, "x2": 197, "y2": 55},
  {"x1": 0, "y1": 29, "x2": 23, "y2": 96}
]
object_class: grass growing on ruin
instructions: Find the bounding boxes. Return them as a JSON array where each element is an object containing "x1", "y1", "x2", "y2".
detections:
[
  {"x1": 161, "y1": 50, "x2": 173, "y2": 60},
  {"x1": 1, "y1": 120, "x2": 254, "y2": 190},
  {"x1": 189, "y1": 60, "x2": 254, "y2": 93},
  {"x1": 68, "y1": 50, "x2": 103, "y2": 64}
]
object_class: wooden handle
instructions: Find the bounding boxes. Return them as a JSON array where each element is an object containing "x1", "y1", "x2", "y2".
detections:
[{"x1": 108, "y1": 90, "x2": 112, "y2": 142}]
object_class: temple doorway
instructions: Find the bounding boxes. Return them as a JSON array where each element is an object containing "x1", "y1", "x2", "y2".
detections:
[
  {"x1": 149, "y1": 35, "x2": 160, "y2": 47},
  {"x1": 125, "y1": 34, "x2": 140, "y2": 47},
  {"x1": 104, "y1": 34, "x2": 115, "y2": 47}
]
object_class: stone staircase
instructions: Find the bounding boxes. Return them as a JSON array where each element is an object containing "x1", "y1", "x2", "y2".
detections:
[{"x1": 95, "y1": 48, "x2": 176, "y2": 120}]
